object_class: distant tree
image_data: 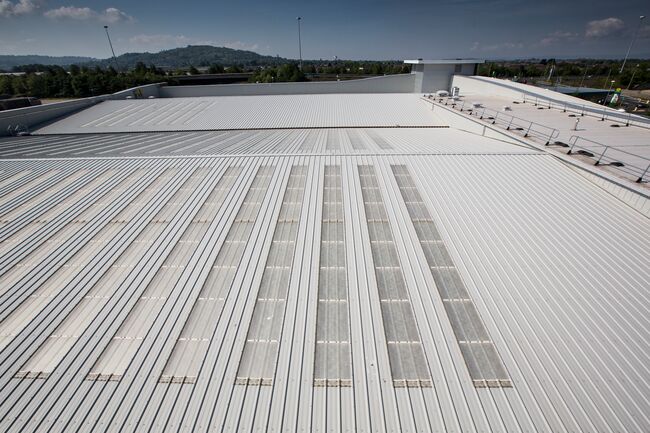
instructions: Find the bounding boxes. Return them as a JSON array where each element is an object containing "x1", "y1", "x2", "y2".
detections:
[
  {"x1": 208, "y1": 64, "x2": 224, "y2": 74},
  {"x1": 26, "y1": 74, "x2": 47, "y2": 98},
  {"x1": 0, "y1": 75, "x2": 13, "y2": 95},
  {"x1": 11, "y1": 77, "x2": 27, "y2": 96},
  {"x1": 188, "y1": 65, "x2": 200, "y2": 75},
  {"x1": 135, "y1": 62, "x2": 148, "y2": 75}
]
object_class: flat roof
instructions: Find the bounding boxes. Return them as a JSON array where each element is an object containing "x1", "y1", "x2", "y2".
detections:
[
  {"x1": 404, "y1": 59, "x2": 485, "y2": 65},
  {"x1": 0, "y1": 89, "x2": 648, "y2": 433},
  {"x1": 35, "y1": 94, "x2": 445, "y2": 134}
]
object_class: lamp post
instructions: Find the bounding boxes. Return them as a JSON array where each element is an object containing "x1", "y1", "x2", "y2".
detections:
[
  {"x1": 103, "y1": 25, "x2": 120, "y2": 71},
  {"x1": 296, "y1": 17, "x2": 303, "y2": 70},
  {"x1": 620, "y1": 15, "x2": 645, "y2": 73},
  {"x1": 603, "y1": 80, "x2": 615, "y2": 106},
  {"x1": 627, "y1": 64, "x2": 640, "y2": 90},
  {"x1": 576, "y1": 64, "x2": 589, "y2": 95}
]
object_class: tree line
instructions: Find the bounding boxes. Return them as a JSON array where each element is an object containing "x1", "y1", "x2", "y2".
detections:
[
  {"x1": 0, "y1": 59, "x2": 411, "y2": 99},
  {"x1": 0, "y1": 63, "x2": 167, "y2": 99},
  {"x1": 477, "y1": 59, "x2": 650, "y2": 89}
]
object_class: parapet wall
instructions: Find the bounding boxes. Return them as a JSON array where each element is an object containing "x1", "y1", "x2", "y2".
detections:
[
  {"x1": 0, "y1": 83, "x2": 161, "y2": 136},
  {"x1": 159, "y1": 74, "x2": 415, "y2": 97}
]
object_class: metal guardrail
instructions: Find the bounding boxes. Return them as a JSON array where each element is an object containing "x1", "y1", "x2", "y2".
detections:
[
  {"x1": 567, "y1": 135, "x2": 649, "y2": 183},
  {"x1": 425, "y1": 95, "x2": 649, "y2": 183},
  {"x1": 521, "y1": 94, "x2": 650, "y2": 130},
  {"x1": 432, "y1": 96, "x2": 560, "y2": 144}
]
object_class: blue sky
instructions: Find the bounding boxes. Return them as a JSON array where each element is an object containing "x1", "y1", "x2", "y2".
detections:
[{"x1": 1, "y1": 0, "x2": 648, "y2": 59}]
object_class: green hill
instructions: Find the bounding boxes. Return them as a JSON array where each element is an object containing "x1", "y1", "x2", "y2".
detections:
[
  {"x1": 0, "y1": 55, "x2": 95, "y2": 71},
  {"x1": 91, "y1": 45, "x2": 288, "y2": 70},
  {"x1": 0, "y1": 46, "x2": 290, "y2": 72}
]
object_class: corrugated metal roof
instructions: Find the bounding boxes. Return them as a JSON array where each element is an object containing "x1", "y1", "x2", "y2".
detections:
[
  {"x1": 35, "y1": 94, "x2": 445, "y2": 134},
  {"x1": 0, "y1": 128, "x2": 534, "y2": 159},
  {"x1": 0, "y1": 94, "x2": 649, "y2": 433}
]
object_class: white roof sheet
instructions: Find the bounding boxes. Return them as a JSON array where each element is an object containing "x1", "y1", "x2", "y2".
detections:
[
  {"x1": 0, "y1": 93, "x2": 648, "y2": 433},
  {"x1": 0, "y1": 128, "x2": 533, "y2": 159},
  {"x1": 35, "y1": 94, "x2": 444, "y2": 134}
]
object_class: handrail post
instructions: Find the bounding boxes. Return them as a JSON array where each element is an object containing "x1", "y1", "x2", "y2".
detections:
[
  {"x1": 595, "y1": 146, "x2": 608, "y2": 165},
  {"x1": 567, "y1": 137, "x2": 577, "y2": 154},
  {"x1": 524, "y1": 122, "x2": 532, "y2": 137},
  {"x1": 638, "y1": 163, "x2": 650, "y2": 183},
  {"x1": 492, "y1": 111, "x2": 498, "y2": 124},
  {"x1": 506, "y1": 116, "x2": 513, "y2": 130},
  {"x1": 563, "y1": 103, "x2": 567, "y2": 112},
  {"x1": 459, "y1": 101, "x2": 465, "y2": 112},
  {"x1": 626, "y1": 112, "x2": 631, "y2": 127},
  {"x1": 546, "y1": 129, "x2": 553, "y2": 145},
  {"x1": 480, "y1": 107, "x2": 486, "y2": 119}
]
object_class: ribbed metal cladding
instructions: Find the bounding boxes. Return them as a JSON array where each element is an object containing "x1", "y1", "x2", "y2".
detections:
[
  {"x1": 365, "y1": 129, "x2": 393, "y2": 150},
  {"x1": 358, "y1": 164, "x2": 432, "y2": 388},
  {"x1": 314, "y1": 165, "x2": 352, "y2": 387},
  {"x1": 391, "y1": 164, "x2": 512, "y2": 388},
  {"x1": 86, "y1": 166, "x2": 235, "y2": 381},
  {"x1": 15, "y1": 166, "x2": 242, "y2": 380},
  {"x1": 0, "y1": 169, "x2": 88, "y2": 224},
  {"x1": 160, "y1": 165, "x2": 274, "y2": 383},
  {"x1": 325, "y1": 130, "x2": 339, "y2": 151},
  {"x1": 236, "y1": 165, "x2": 307, "y2": 386},
  {"x1": 346, "y1": 129, "x2": 367, "y2": 150},
  {"x1": 34, "y1": 94, "x2": 442, "y2": 133},
  {"x1": 0, "y1": 168, "x2": 170, "y2": 353}
]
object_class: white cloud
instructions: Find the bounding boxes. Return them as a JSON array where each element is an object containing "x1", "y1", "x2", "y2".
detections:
[
  {"x1": 44, "y1": 5, "x2": 133, "y2": 23},
  {"x1": 585, "y1": 17, "x2": 625, "y2": 38},
  {"x1": 539, "y1": 30, "x2": 578, "y2": 46},
  {"x1": 101, "y1": 7, "x2": 132, "y2": 23},
  {"x1": 44, "y1": 6, "x2": 92, "y2": 20},
  {"x1": 127, "y1": 33, "x2": 259, "y2": 52},
  {"x1": 470, "y1": 41, "x2": 523, "y2": 52},
  {"x1": 0, "y1": 0, "x2": 40, "y2": 17}
]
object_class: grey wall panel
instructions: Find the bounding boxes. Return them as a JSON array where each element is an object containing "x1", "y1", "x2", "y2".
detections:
[{"x1": 159, "y1": 74, "x2": 415, "y2": 98}]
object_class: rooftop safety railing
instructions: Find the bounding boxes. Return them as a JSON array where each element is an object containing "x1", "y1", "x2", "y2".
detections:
[
  {"x1": 430, "y1": 96, "x2": 560, "y2": 144},
  {"x1": 521, "y1": 94, "x2": 650, "y2": 130},
  {"x1": 567, "y1": 135, "x2": 650, "y2": 183}
]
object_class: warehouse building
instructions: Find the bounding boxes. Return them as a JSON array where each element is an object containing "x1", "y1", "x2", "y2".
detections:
[{"x1": 0, "y1": 61, "x2": 648, "y2": 433}]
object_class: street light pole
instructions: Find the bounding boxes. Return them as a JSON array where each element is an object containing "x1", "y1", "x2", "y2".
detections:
[
  {"x1": 296, "y1": 17, "x2": 303, "y2": 70},
  {"x1": 627, "y1": 64, "x2": 640, "y2": 90},
  {"x1": 620, "y1": 15, "x2": 645, "y2": 73},
  {"x1": 103, "y1": 25, "x2": 120, "y2": 71},
  {"x1": 576, "y1": 64, "x2": 589, "y2": 95}
]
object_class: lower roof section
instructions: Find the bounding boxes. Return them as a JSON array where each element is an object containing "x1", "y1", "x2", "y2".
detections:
[
  {"x1": 34, "y1": 94, "x2": 445, "y2": 134},
  {"x1": 0, "y1": 128, "x2": 534, "y2": 159},
  {"x1": 0, "y1": 152, "x2": 648, "y2": 433}
]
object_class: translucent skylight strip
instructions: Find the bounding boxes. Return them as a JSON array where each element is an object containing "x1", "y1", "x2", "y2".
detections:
[
  {"x1": 236, "y1": 165, "x2": 307, "y2": 386},
  {"x1": 391, "y1": 164, "x2": 511, "y2": 388},
  {"x1": 160, "y1": 166, "x2": 274, "y2": 384},
  {"x1": 314, "y1": 165, "x2": 352, "y2": 387},
  {"x1": 358, "y1": 165, "x2": 431, "y2": 388}
]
